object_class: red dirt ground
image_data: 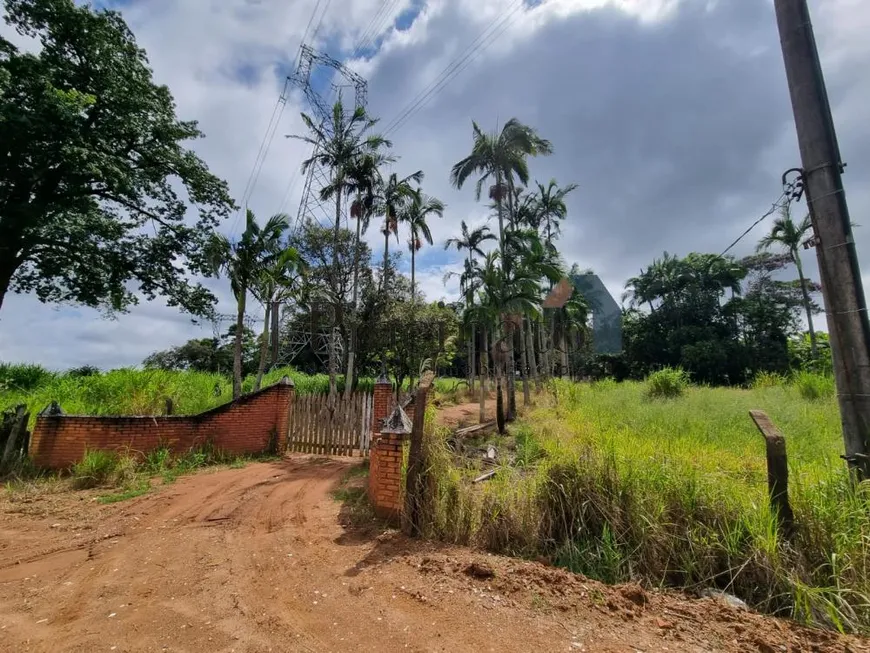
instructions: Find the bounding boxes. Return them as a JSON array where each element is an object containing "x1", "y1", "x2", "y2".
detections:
[{"x1": 0, "y1": 455, "x2": 867, "y2": 652}]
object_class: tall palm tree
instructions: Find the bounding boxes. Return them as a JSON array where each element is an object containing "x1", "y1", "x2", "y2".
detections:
[
  {"x1": 758, "y1": 207, "x2": 818, "y2": 358},
  {"x1": 445, "y1": 221, "x2": 497, "y2": 394},
  {"x1": 250, "y1": 246, "x2": 304, "y2": 391},
  {"x1": 623, "y1": 269, "x2": 657, "y2": 312},
  {"x1": 450, "y1": 118, "x2": 552, "y2": 421},
  {"x1": 290, "y1": 99, "x2": 389, "y2": 406},
  {"x1": 403, "y1": 191, "x2": 445, "y2": 303},
  {"x1": 208, "y1": 210, "x2": 291, "y2": 399},
  {"x1": 450, "y1": 119, "x2": 552, "y2": 270},
  {"x1": 535, "y1": 179, "x2": 578, "y2": 252},
  {"x1": 343, "y1": 150, "x2": 394, "y2": 399},
  {"x1": 377, "y1": 170, "x2": 423, "y2": 291}
]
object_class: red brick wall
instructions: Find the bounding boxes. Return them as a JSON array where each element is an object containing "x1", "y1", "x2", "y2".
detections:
[
  {"x1": 368, "y1": 380, "x2": 393, "y2": 503},
  {"x1": 371, "y1": 380, "x2": 393, "y2": 436},
  {"x1": 30, "y1": 381, "x2": 294, "y2": 469},
  {"x1": 369, "y1": 433, "x2": 407, "y2": 520}
]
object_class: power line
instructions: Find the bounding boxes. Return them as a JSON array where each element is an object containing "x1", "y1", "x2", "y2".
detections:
[
  {"x1": 358, "y1": 0, "x2": 403, "y2": 57},
  {"x1": 230, "y1": 91, "x2": 287, "y2": 236},
  {"x1": 310, "y1": 0, "x2": 334, "y2": 43},
  {"x1": 350, "y1": 0, "x2": 392, "y2": 59},
  {"x1": 719, "y1": 191, "x2": 789, "y2": 256},
  {"x1": 230, "y1": 0, "x2": 327, "y2": 237},
  {"x1": 382, "y1": 0, "x2": 526, "y2": 137}
]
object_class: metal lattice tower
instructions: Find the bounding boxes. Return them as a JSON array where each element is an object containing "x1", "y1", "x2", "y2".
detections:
[
  {"x1": 272, "y1": 46, "x2": 366, "y2": 372},
  {"x1": 288, "y1": 45, "x2": 368, "y2": 234}
]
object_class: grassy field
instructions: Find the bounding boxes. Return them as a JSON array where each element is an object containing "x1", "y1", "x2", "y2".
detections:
[
  {"x1": 421, "y1": 375, "x2": 870, "y2": 633},
  {"x1": 0, "y1": 363, "x2": 466, "y2": 427}
]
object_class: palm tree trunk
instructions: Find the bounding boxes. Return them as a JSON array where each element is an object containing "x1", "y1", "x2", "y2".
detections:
[
  {"x1": 539, "y1": 318, "x2": 550, "y2": 382},
  {"x1": 479, "y1": 327, "x2": 488, "y2": 423},
  {"x1": 233, "y1": 291, "x2": 246, "y2": 399},
  {"x1": 382, "y1": 227, "x2": 390, "y2": 290},
  {"x1": 520, "y1": 320, "x2": 530, "y2": 406},
  {"x1": 506, "y1": 341, "x2": 516, "y2": 421},
  {"x1": 794, "y1": 251, "x2": 818, "y2": 360},
  {"x1": 328, "y1": 189, "x2": 343, "y2": 410},
  {"x1": 494, "y1": 342, "x2": 505, "y2": 435},
  {"x1": 549, "y1": 314, "x2": 558, "y2": 378},
  {"x1": 343, "y1": 210, "x2": 364, "y2": 401},
  {"x1": 254, "y1": 301, "x2": 271, "y2": 392},
  {"x1": 465, "y1": 325, "x2": 475, "y2": 393},
  {"x1": 527, "y1": 318, "x2": 541, "y2": 392},
  {"x1": 560, "y1": 328, "x2": 569, "y2": 379},
  {"x1": 411, "y1": 245, "x2": 416, "y2": 303}
]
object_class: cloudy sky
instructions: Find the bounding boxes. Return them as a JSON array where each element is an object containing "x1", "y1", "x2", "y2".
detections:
[{"x1": 2, "y1": 0, "x2": 869, "y2": 370}]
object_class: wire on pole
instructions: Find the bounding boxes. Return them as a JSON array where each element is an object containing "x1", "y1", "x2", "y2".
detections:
[{"x1": 719, "y1": 191, "x2": 789, "y2": 257}]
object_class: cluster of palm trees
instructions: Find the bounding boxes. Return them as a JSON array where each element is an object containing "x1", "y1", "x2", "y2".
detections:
[
  {"x1": 290, "y1": 99, "x2": 445, "y2": 405},
  {"x1": 447, "y1": 118, "x2": 586, "y2": 431},
  {"x1": 210, "y1": 107, "x2": 586, "y2": 416}
]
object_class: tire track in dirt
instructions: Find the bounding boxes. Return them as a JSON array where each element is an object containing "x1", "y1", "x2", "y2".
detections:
[{"x1": 1, "y1": 454, "x2": 866, "y2": 653}]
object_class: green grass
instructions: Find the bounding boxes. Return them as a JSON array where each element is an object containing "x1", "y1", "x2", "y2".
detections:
[
  {"x1": 0, "y1": 363, "x2": 465, "y2": 428},
  {"x1": 420, "y1": 376, "x2": 870, "y2": 633}
]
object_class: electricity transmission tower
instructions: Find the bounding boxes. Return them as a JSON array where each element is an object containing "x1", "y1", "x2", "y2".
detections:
[
  {"x1": 288, "y1": 45, "x2": 368, "y2": 233},
  {"x1": 272, "y1": 46, "x2": 368, "y2": 373}
]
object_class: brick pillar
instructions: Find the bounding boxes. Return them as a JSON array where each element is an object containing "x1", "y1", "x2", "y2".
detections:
[
  {"x1": 369, "y1": 404, "x2": 411, "y2": 521},
  {"x1": 369, "y1": 376, "x2": 394, "y2": 504},
  {"x1": 372, "y1": 376, "x2": 393, "y2": 437}
]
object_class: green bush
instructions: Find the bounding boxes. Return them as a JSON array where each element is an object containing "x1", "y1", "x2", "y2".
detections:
[
  {"x1": 792, "y1": 371, "x2": 835, "y2": 401},
  {"x1": 751, "y1": 370, "x2": 787, "y2": 389},
  {"x1": 0, "y1": 363, "x2": 55, "y2": 391},
  {"x1": 72, "y1": 450, "x2": 121, "y2": 489},
  {"x1": 645, "y1": 367, "x2": 690, "y2": 398}
]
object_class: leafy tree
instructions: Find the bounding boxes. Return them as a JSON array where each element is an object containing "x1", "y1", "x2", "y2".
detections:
[
  {"x1": 208, "y1": 211, "x2": 290, "y2": 399},
  {"x1": 249, "y1": 246, "x2": 303, "y2": 391},
  {"x1": 0, "y1": 0, "x2": 234, "y2": 315},
  {"x1": 757, "y1": 206, "x2": 819, "y2": 359},
  {"x1": 284, "y1": 222, "x2": 374, "y2": 378},
  {"x1": 143, "y1": 327, "x2": 258, "y2": 376}
]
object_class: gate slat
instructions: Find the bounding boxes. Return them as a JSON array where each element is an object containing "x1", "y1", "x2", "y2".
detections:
[{"x1": 286, "y1": 390, "x2": 375, "y2": 456}]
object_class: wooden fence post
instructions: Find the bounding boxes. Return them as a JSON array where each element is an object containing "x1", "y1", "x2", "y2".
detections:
[
  {"x1": 403, "y1": 371, "x2": 435, "y2": 537},
  {"x1": 749, "y1": 410, "x2": 795, "y2": 536},
  {"x1": 1, "y1": 405, "x2": 29, "y2": 468}
]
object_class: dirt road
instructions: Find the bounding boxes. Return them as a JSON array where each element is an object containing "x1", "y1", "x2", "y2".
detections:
[{"x1": 0, "y1": 456, "x2": 865, "y2": 652}]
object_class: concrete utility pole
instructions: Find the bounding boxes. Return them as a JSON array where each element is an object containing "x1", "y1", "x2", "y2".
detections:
[{"x1": 774, "y1": 0, "x2": 870, "y2": 478}]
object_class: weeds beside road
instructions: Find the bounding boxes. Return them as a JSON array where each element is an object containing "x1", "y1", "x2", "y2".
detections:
[{"x1": 422, "y1": 377, "x2": 869, "y2": 633}]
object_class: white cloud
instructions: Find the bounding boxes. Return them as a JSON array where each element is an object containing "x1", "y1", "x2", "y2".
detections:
[{"x1": 2, "y1": 0, "x2": 870, "y2": 368}]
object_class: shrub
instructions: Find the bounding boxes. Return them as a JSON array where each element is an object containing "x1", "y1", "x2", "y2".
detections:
[
  {"x1": 645, "y1": 367, "x2": 689, "y2": 399},
  {"x1": 0, "y1": 363, "x2": 55, "y2": 391},
  {"x1": 751, "y1": 370, "x2": 787, "y2": 389},
  {"x1": 65, "y1": 365, "x2": 100, "y2": 378},
  {"x1": 72, "y1": 450, "x2": 120, "y2": 489},
  {"x1": 792, "y1": 371, "x2": 835, "y2": 401}
]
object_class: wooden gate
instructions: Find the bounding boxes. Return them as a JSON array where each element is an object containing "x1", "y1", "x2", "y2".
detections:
[{"x1": 288, "y1": 391, "x2": 373, "y2": 456}]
